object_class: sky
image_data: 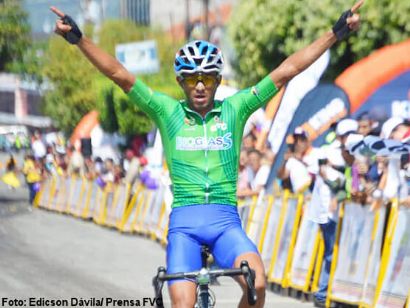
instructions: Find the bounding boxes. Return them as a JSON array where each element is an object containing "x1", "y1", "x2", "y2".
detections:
[{"x1": 23, "y1": 0, "x2": 120, "y2": 34}]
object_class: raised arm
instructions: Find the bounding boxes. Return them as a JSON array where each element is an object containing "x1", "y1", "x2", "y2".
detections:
[
  {"x1": 50, "y1": 6, "x2": 135, "y2": 92},
  {"x1": 270, "y1": 0, "x2": 363, "y2": 89}
]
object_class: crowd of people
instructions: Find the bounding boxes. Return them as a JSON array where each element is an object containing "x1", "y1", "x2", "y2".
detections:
[
  {"x1": 1, "y1": 113, "x2": 409, "y2": 213},
  {"x1": 275, "y1": 113, "x2": 410, "y2": 306},
  {"x1": 0, "y1": 130, "x2": 149, "y2": 204}
]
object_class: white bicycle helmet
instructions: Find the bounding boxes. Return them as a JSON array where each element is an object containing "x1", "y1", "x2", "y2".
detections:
[{"x1": 174, "y1": 40, "x2": 224, "y2": 77}]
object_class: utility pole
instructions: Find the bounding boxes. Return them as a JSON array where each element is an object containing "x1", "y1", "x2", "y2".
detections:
[
  {"x1": 101, "y1": 0, "x2": 106, "y2": 21},
  {"x1": 204, "y1": 0, "x2": 209, "y2": 40},
  {"x1": 185, "y1": 0, "x2": 190, "y2": 40}
]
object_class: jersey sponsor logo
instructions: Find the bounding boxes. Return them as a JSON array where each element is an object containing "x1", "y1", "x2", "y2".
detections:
[
  {"x1": 210, "y1": 122, "x2": 227, "y2": 132},
  {"x1": 176, "y1": 133, "x2": 232, "y2": 151},
  {"x1": 210, "y1": 116, "x2": 227, "y2": 132},
  {"x1": 184, "y1": 117, "x2": 196, "y2": 126}
]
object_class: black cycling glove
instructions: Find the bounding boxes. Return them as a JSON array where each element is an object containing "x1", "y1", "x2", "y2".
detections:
[
  {"x1": 62, "y1": 15, "x2": 83, "y2": 44},
  {"x1": 332, "y1": 10, "x2": 353, "y2": 41}
]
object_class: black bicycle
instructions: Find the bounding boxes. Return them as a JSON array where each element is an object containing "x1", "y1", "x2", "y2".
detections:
[{"x1": 152, "y1": 246, "x2": 257, "y2": 308}]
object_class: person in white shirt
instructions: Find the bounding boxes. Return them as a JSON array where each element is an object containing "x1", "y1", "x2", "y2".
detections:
[
  {"x1": 237, "y1": 149, "x2": 270, "y2": 198},
  {"x1": 278, "y1": 127, "x2": 321, "y2": 193},
  {"x1": 380, "y1": 117, "x2": 409, "y2": 201},
  {"x1": 309, "y1": 119, "x2": 356, "y2": 306},
  {"x1": 31, "y1": 131, "x2": 46, "y2": 160}
]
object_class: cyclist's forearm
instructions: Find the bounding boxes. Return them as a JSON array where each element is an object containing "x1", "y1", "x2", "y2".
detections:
[
  {"x1": 270, "y1": 31, "x2": 336, "y2": 88},
  {"x1": 78, "y1": 37, "x2": 135, "y2": 92}
]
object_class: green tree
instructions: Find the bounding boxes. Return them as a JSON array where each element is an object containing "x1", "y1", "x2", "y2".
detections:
[
  {"x1": 96, "y1": 80, "x2": 152, "y2": 135},
  {"x1": 41, "y1": 33, "x2": 99, "y2": 133},
  {"x1": 229, "y1": 0, "x2": 410, "y2": 87},
  {"x1": 0, "y1": 0, "x2": 31, "y2": 72},
  {"x1": 95, "y1": 20, "x2": 183, "y2": 135}
]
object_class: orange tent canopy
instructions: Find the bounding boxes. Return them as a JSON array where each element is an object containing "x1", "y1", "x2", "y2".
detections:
[
  {"x1": 69, "y1": 110, "x2": 99, "y2": 146},
  {"x1": 335, "y1": 39, "x2": 410, "y2": 113}
]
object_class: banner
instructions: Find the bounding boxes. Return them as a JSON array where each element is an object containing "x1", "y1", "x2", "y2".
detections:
[
  {"x1": 35, "y1": 177, "x2": 52, "y2": 209},
  {"x1": 331, "y1": 203, "x2": 377, "y2": 303},
  {"x1": 246, "y1": 194, "x2": 271, "y2": 246},
  {"x1": 133, "y1": 189, "x2": 154, "y2": 234},
  {"x1": 67, "y1": 177, "x2": 83, "y2": 214},
  {"x1": 260, "y1": 195, "x2": 283, "y2": 273},
  {"x1": 116, "y1": 40, "x2": 160, "y2": 75},
  {"x1": 75, "y1": 180, "x2": 93, "y2": 218},
  {"x1": 238, "y1": 197, "x2": 256, "y2": 231},
  {"x1": 268, "y1": 50, "x2": 330, "y2": 156},
  {"x1": 377, "y1": 207, "x2": 410, "y2": 308},
  {"x1": 105, "y1": 184, "x2": 129, "y2": 228},
  {"x1": 268, "y1": 193, "x2": 302, "y2": 285},
  {"x1": 56, "y1": 177, "x2": 71, "y2": 212},
  {"x1": 289, "y1": 213, "x2": 320, "y2": 291},
  {"x1": 143, "y1": 185, "x2": 166, "y2": 238},
  {"x1": 360, "y1": 206, "x2": 387, "y2": 306},
  {"x1": 270, "y1": 197, "x2": 299, "y2": 284}
]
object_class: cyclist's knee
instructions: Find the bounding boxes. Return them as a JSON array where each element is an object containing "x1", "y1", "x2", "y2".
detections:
[
  {"x1": 169, "y1": 281, "x2": 196, "y2": 308},
  {"x1": 171, "y1": 298, "x2": 196, "y2": 308},
  {"x1": 255, "y1": 273, "x2": 266, "y2": 291}
]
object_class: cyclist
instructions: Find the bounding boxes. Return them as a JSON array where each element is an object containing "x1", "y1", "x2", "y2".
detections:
[{"x1": 51, "y1": 2, "x2": 362, "y2": 307}]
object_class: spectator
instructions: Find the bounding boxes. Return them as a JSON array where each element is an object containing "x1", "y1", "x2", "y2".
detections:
[
  {"x1": 31, "y1": 130, "x2": 46, "y2": 160},
  {"x1": 309, "y1": 119, "x2": 358, "y2": 307},
  {"x1": 357, "y1": 111, "x2": 378, "y2": 136},
  {"x1": 279, "y1": 128, "x2": 323, "y2": 192},
  {"x1": 55, "y1": 153, "x2": 68, "y2": 176},
  {"x1": 67, "y1": 145, "x2": 85, "y2": 176},
  {"x1": 380, "y1": 117, "x2": 409, "y2": 140},
  {"x1": 44, "y1": 146, "x2": 57, "y2": 175},
  {"x1": 113, "y1": 163, "x2": 125, "y2": 184},
  {"x1": 379, "y1": 117, "x2": 409, "y2": 201},
  {"x1": 84, "y1": 157, "x2": 98, "y2": 180},
  {"x1": 237, "y1": 149, "x2": 270, "y2": 198},
  {"x1": 99, "y1": 158, "x2": 115, "y2": 187},
  {"x1": 22, "y1": 154, "x2": 42, "y2": 206},
  {"x1": 94, "y1": 157, "x2": 104, "y2": 175},
  {"x1": 242, "y1": 132, "x2": 257, "y2": 152},
  {"x1": 237, "y1": 150, "x2": 250, "y2": 196},
  {"x1": 1, "y1": 155, "x2": 21, "y2": 189},
  {"x1": 123, "y1": 149, "x2": 141, "y2": 187}
]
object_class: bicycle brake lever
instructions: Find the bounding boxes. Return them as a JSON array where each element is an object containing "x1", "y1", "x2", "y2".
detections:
[
  {"x1": 240, "y1": 261, "x2": 258, "y2": 305},
  {"x1": 152, "y1": 267, "x2": 166, "y2": 308}
]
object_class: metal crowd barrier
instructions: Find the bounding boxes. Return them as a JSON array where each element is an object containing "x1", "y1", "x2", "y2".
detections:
[{"x1": 34, "y1": 175, "x2": 410, "y2": 307}]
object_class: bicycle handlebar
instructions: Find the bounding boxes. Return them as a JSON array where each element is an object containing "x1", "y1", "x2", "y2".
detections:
[{"x1": 152, "y1": 260, "x2": 257, "y2": 306}]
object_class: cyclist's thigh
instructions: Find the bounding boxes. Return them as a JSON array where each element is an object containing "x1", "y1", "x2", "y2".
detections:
[
  {"x1": 166, "y1": 231, "x2": 202, "y2": 285},
  {"x1": 212, "y1": 225, "x2": 259, "y2": 269}
]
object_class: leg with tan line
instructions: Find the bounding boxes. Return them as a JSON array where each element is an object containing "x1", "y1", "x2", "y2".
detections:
[
  {"x1": 168, "y1": 281, "x2": 197, "y2": 308},
  {"x1": 234, "y1": 252, "x2": 266, "y2": 308}
]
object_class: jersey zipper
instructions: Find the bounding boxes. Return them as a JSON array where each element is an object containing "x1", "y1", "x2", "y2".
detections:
[
  {"x1": 202, "y1": 117, "x2": 210, "y2": 204},
  {"x1": 188, "y1": 109, "x2": 213, "y2": 204}
]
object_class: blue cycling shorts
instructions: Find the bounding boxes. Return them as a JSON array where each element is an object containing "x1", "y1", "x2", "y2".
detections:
[{"x1": 166, "y1": 204, "x2": 259, "y2": 285}]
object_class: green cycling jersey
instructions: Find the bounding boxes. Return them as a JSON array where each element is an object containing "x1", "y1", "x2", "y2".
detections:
[{"x1": 127, "y1": 76, "x2": 278, "y2": 208}]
